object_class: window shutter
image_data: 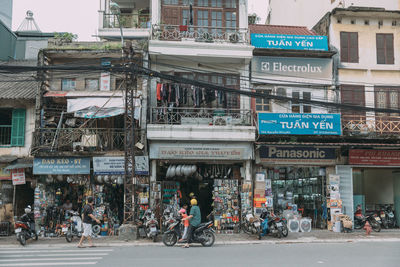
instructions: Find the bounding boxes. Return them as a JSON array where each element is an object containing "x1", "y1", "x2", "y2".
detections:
[
  {"x1": 340, "y1": 32, "x2": 349, "y2": 62},
  {"x1": 386, "y1": 34, "x2": 394, "y2": 64},
  {"x1": 10, "y1": 109, "x2": 25, "y2": 147},
  {"x1": 376, "y1": 34, "x2": 385, "y2": 64},
  {"x1": 349, "y1": 32, "x2": 358, "y2": 63}
]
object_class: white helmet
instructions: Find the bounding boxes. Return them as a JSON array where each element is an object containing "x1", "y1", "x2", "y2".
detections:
[{"x1": 24, "y1": 205, "x2": 32, "y2": 214}]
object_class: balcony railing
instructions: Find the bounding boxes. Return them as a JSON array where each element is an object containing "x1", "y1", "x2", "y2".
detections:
[
  {"x1": 33, "y1": 128, "x2": 125, "y2": 153},
  {"x1": 342, "y1": 115, "x2": 400, "y2": 135},
  {"x1": 103, "y1": 13, "x2": 151, "y2": 29},
  {"x1": 151, "y1": 24, "x2": 249, "y2": 43},
  {"x1": 150, "y1": 107, "x2": 255, "y2": 126},
  {"x1": 0, "y1": 125, "x2": 11, "y2": 146}
]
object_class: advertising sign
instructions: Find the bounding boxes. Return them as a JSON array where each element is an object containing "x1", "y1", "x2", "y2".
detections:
[
  {"x1": 252, "y1": 56, "x2": 332, "y2": 79},
  {"x1": 93, "y1": 157, "x2": 125, "y2": 175},
  {"x1": 258, "y1": 113, "x2": 341, "y2": 135},
  {"x1": 100, "y1": 72, "x2": 110, "y2": 91},
  {"x1": 349, "y1": 149, "x2": 400, "y2": 166},
  {"x1": 12, "y1": 169, "x2": 26, "y2": 185},
  {"x1": 251, "y1": 33, "x2": 328, "y2": 51},
  {"x1": 33, "y1": 157, "x2": 90, "y2": 175},
  {"x1": 259, "y1": 146, "x2": 337, "y2": 165},
  {"x1": 0, "y1": 164, "x2": 11, "y2": 180},
  {"x1": 135, "y1": 156, "x2": 149, "y2": 176}
]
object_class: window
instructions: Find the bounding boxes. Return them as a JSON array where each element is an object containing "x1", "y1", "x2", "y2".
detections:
[
  {"x1": 225, "y1": 11, "x2": 236, "y2": 29},
  {"x1": 376, "y1": 33, "x2": 394, "y2": 64},
  {"x1": 255, "y1": 90, "x2": 271, "y2": 112},
  {"x1": 182, "y1": 9, "x2": 190, "y2": 25},
  {"x1": 341, "y1": 85, "x2": 365, "y2": 118},
  {"x1": 340, "y1": 32, "x2": 358, "y2": 63},
  {"x1": 225, "y1": 0, "x2": 236, "y2": 8},
  {"x1": 375, "y1": 87, "x2": 400, "y2": 116},
  {"x1": 197, "y1": 10, "x2": 209, "y2": 32},
  {"x1": 211, "y1": 0, "x2": 222, "y2": 7},
  {"x1": 291, "y1": 91, "x2": 311, "y2": 113},
  {"x1": 198, "y1": 0, "x2": 208, "y2": 7},
  {"x1": 0, "y1": 109, "x2": 25, "y2": 146},
  {"x1": 211, "y1": 11, "x2": 222, "y2": 34},
  {"x1": 163, "y1": 0, "x2": 178, "y2": 4},
  {"x1": 85, "y1": 78, "x2": 99, "y2": 91},
  {"x1": 61, "y1": 78, "x2": 76, "y2": 91}
]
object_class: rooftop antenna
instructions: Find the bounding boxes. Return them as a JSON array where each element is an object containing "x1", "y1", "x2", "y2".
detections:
[{"x1": 17, "y1": 10, "x2": 41, "y2": 32}]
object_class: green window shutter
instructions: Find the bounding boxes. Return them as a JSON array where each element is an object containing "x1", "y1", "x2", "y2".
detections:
[{"x1": 11, "y1": 109, "x2": 26, "y2": 147}]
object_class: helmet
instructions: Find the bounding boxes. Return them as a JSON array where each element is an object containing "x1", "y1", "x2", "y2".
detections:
[
  {"x1": 24, "y1": 205, "x2": 32, "y2": 214},
  {"x1": 190, "y1": 199, "x2": 197, "y2": 206},
  {"x1": 189, "y1": 192, "x2": 195, "y2": 198}
]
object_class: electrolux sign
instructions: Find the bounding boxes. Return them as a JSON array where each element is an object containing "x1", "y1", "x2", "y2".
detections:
[
  {"x1": 259, "y1": 146, "x2": 336, "y2": 164},
  {"x1": 251, "y1": 34, "x2": 328, "y2": 51},
  {"x1": 258, "y1": 113, "x2": 341, "y2": 135},
  {"x1": 252, "y1": 56, "x2": 332, "y2": 79}
]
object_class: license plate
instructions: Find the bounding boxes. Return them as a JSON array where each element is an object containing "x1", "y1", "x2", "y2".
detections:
[
  {"x1": 375, "y1": 217, "x2": 381, "y2": 221},
  {"x1": 62, "y1": 227, "x2": 68, "y2": 232},
  {"x1": 254, "y1": 222, "x2": 260, "y2": 227},
  {"x1": 150, "y1": 226, "x2": 157, "y2": 233},
  {"x1": 381, "y1": 214, "x2": 385, "y2": 218},
  {"x1": 15, "y1": 228, "x2": 21, "y2": 233},
  {"x1": 276, "y1": 222, "x2": 283, "y2": 227}
]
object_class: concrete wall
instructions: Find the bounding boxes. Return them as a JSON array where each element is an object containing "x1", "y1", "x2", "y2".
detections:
[
  {"x1": 0, "y1": 0, "x2": 12, "y2": 29},
  {"x1": 0, "y1": 20, "x2": 16, "y2": 60}
]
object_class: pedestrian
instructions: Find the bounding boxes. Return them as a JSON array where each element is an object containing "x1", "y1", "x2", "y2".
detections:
[
  {"x1": 178, "y1": 204, "x2": 189, "y2": 242},
  {"x1": 182, "y1": 199, "x2": 201, "y2": 248},
  {"x1": 78, "y1": 196, "x2": 100, "y2": 248}
]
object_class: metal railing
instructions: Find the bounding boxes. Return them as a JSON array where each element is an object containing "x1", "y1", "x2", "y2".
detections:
[
  {"x1": 0, "y1": 125, "x2": 11, "y2": 145},
  {"x1": 103, "y1": 13, "x2": 151, "y2": 29},
  {"x1": 150, "y1": 107, "x2": 255, "y2": 126},
  {"x1": 342, "y1": 115, "x2": 400, "y2": 135},
  {"x1": 151, "y1": 24, "x2": 249, "y2": 43},
  {"x1": 33, "y1": 128, "x2": 125, "y2": 152}
]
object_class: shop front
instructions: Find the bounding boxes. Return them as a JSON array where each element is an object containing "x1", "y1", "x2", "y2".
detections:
[
  {"x1": 255, "y1": 145, "x2": 338, "y2": 230},
  {"x1": 149, "y1": 141, "x2": 253, "y2": 234}
]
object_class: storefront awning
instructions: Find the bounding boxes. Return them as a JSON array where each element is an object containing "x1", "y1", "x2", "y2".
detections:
[
  {"x1": 4, "y1": 163, "x2": 33, "y2": 171},
  {"x1": 0, "y1": 155, "x2": 18, "y2": 163},
  {"x1": 73, "y1": 106, "x2": 125, "y2": 118}
]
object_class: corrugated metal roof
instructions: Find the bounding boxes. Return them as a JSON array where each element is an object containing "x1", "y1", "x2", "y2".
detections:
[
  {"x1": 249, "y1": 24, "x2": 317, "y2": 35},
  {"x1": 0, "y1": 60, "x2": 37, "y2": 100}
]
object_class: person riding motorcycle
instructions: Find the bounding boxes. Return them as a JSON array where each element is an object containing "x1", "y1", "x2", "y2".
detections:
[
  {"x1": 355, "y1": 205, "x2": 363, "y2": 218},
  {"x1": 20, "y1": 205, "x2": 35, "y2": 234}
]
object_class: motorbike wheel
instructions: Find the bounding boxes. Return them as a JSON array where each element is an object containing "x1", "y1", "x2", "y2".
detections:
[
  {"x1": 92, "y1": 225, "x2": 101, "y2": 236},
  {"x1": 201, "y1": 231, "x2": 215, "y2": 247},
  {"x1": 19, "y1": 234, "x2": 26, "y2": 246},
  {"x1": 370, "y1": 220, "x2": 381, "y2": 232},
  {"x1": 66, "y1": 231, "x2": 73, "y2": 243},
  {"x1": 241, "y1": 223, "x2": 251, "y2": 234},
  {"x1": 34, "y1": 233, "x2": 38, "y2": 241},
  {"x1": 162, "y1": 232, "x2": 177, "y2": 246},
  {"x1": 354, "y1": 221, "x2": 364, "y2": 230},
  {"x1": 281, "y1": 225, "x2": 289, "y2": 238},
  {"x1": 152, "y1": 235, "x2": 157, "y2": 242}
]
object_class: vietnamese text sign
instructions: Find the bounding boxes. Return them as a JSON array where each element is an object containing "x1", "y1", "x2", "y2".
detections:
[
  {"x1": 252, "y1": 56, "x2": 332, "y2": 79},
  {"x1": 33, "y1": 157, "x2": 90, "y2": 174},
  {"x1": 100, "y1": 72, "x2": 110, "y2": 91},
  {"x1": 251, "y1": 34, "x2": 328, "y2": 51},
  {"x1": 12, "y1": 169, "x2": 25, "y2": 185},
  {"x1": 258, "y1": 113, "x2": 341, "y2": 135},
  {"x1": 259, "y1": 146, "x2": 337, "y2": 164},
  {"x1": 158, "y1": 147, "x2": 245, "y2": 160},
  {"x1": 93, "y1": 157, "x2": 125, "y2": 175},
  {"x1": 349, "y1": 149, "x2": 400, "y2": 166}
]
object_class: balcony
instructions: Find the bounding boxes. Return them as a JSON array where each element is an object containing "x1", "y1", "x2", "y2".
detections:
[
  {"x1": 98, "y1": 12, "x2": 151, "y2": 39},
  {"x1": 147, "y1": 107, "x2": 256, "y2": 142},
  {"x1": 151, "y1": 24, "x2": 249, "y2": 44},
  {"x1": 32, "y1": 128, "x2": 125, "y2": 154},
  {"x1": 342, "y1": 115, "x2": 400, "y2": 136}
]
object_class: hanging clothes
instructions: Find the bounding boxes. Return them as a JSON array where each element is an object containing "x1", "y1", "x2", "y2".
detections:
[{"x1": 156, "y1": 83, "x2": 162, "y2": 101}]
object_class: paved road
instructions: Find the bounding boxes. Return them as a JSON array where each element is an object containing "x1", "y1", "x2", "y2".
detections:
[{"x1": 0, "y1": 241, "x2": 399, "y2": 267}]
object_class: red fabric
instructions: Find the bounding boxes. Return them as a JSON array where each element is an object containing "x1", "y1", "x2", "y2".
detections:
[
  {"x1": 182, "y1": 213, "x2": 189, "y2": 227},
  {"x1": 156, "y1": 83, "x2": 162, "y2": 101},
  {"x1": 179, "y1": 25, "x2": 188, "y2": 31}
]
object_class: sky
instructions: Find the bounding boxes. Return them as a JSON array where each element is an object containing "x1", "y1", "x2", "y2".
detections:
[{"x1": 12, "y1": 0, "x2": 268, "y2": 41}]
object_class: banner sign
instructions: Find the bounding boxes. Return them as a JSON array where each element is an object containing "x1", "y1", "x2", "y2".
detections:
[
  {"x1": 93, "y1": 157, "x2": 125, "y2": 175},
  {"x1": 12, "y1": 169, "x2": 26, "y2": 185},
  {"x1": 252, "y1": 56, "x2": 332, "y2": 79},
  {"x1": 259, "y1": 146, "x2": 337, "y2": 164},
  {"x1": 258, "y1": 113, "x2": 341, "y2": 135},
  {"x1": 33, "y1": 157, "x2": 90, "y2": 174},
  {"x1": 0, "y1": 164, "x2": 11, "y2": 180},
  {"x1": 251, "y1": 34, "x2": 328, "y2": 51},
  {"x1": 349, "y1": 149, "x2": 400, "y2": 166}
]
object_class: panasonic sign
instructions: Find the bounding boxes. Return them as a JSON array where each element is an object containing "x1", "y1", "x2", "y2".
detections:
[{"x1": 252, "y1": 56, "x2": 332, "y2": 79}]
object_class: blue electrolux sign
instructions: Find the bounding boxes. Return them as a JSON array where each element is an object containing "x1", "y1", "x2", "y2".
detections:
[
  {"x1": 251, "y1": 34, "x2": 328, "y2": 51},
  {"x1": 33, "y1": 157, "x2": 90, "y2": 174},
  {"x1": 258, "y1": 113, "x2": 341, "y2": 135}
]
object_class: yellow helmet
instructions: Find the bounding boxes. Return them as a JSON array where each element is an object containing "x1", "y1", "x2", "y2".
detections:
[{"x1": 190, "y1": 199, "x2": 198, "y2": 206}]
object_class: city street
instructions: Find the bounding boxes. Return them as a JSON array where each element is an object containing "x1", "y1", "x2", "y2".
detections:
[{"x1": 0, "y1": 241, "x2": 399, "y2": 267}]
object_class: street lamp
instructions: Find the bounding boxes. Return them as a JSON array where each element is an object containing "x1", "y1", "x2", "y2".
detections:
[{"x1": 110, "y1": 1, "x2": 124, "y2": 57}]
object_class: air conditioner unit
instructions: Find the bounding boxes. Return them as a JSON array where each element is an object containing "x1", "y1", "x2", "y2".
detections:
[
  {"x1": 275, "y1": 87, "x2": 287, "y2": 102},
  {"x1": 81, "y1": 134, "x2": 97, "y2": 147},
  {"x1": 229, "y1": 33, "x2": 240, "y2": 43},
  {"x1": 213, "y1": 116, "x2": 232, "y2": 126}
]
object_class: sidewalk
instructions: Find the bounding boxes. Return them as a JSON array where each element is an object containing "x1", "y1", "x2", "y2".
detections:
[{"x1": 1, "y1": 229, "x2": 400, "y2": 248}]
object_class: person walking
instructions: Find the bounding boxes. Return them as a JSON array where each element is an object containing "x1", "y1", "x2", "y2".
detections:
[
  {"x1": 182, "y1": 199, "x2": 201, "y2": 248},
  {"x1": 78, "y1": 196, "x2": 100, "y2": 248}
]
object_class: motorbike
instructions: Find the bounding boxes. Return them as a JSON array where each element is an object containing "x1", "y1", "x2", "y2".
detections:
[
  {"x1": 259, "y1": 210, "x2": 288, "y2": 239},
  {"x1": 140, "y1": 210, "x2": 159, "y2": 242},
  {"x1": 15, "y1": 207, "x2": 38, "y2": 246},
  {"x1": 379, "y1": 206, "x2": 396, "y2": 229},
  {"x1": 241, "y1": 211, "x2": 262, "y2": 237},
  {"x1": 162, "y1": 208, "x2": 177, "y2": 233},
  {"x1": 354, "y1": 210, "x2": 381, "y2": 232},
  {"x1": 162, "y1": 218, "x2": 215, "y2": 247},
  {"x1": 63, "y1": 210, "x2": 83, "y2": 242}
]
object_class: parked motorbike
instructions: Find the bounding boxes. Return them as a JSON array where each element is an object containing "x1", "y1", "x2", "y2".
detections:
[
  {"x1": 241, "y1": 210, "x2": 262, "y2": 237},
  {"x1": 354, "y1": 207, "x2": 381, "y2": 232},
  {"x1": 378, "y1": 206, "x2": 396, "y2": 229},
  {"x1": 141, "y1": 209, "x2": 159, "y2": 242},
  {"x1": 15, "y1": 206, "x2": 38, "y2": 246},
  {"x1": 162, "y1": 219, "x2": 215, "y2": 247},
  {"x1": 259, "y1": 210, "x2": 288, "y2": 239},
  {"x1": 63, "y1": 210, "x2": 83, "y2": 242},
  {"x1": 162, "y1": 208, "x2": 177, "y2": 233}
]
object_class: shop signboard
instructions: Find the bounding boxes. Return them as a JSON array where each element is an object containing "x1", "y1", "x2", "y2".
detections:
[
  {"x1": 258, "y1": 113, "x2": 341, "y2": 135},
  {"x1": 252, "y1": 56, "x2": 332, "y2": 79},
  {"x1": 33, "y1": 157, "x2": 90, "y2": 175},
  {"x1": 259, "y1": 146, "x2": 337, "y2": 165},
  {"x1": 11, "y1": 168, "x2": 25, "y2": 185},
  {"x1": 93, "y1": 157, "x2": 125, "y2": 175},
  {"x1": 349, "y1": 149, "x2": 400, "y2": 166},
  {"x1": 251, "y1": 34, "x2": 328, "y2": 51},
  {"x1": 0, "y1": 164, "x2": 11, "y2": 180},
  {"x1": 135, "y1": 156, "x2": 149, "y2": 175}
]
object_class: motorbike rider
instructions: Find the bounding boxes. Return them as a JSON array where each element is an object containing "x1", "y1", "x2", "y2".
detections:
[
  {"x1": 182, "y1": 199, "x2": 201, "y2": 248},
  {"x1": 20, "y1": 205, "x2": 35, "y2": 234},
  {"x1": 355, "y1": 205, "x2": 363, "y2": 218}
]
